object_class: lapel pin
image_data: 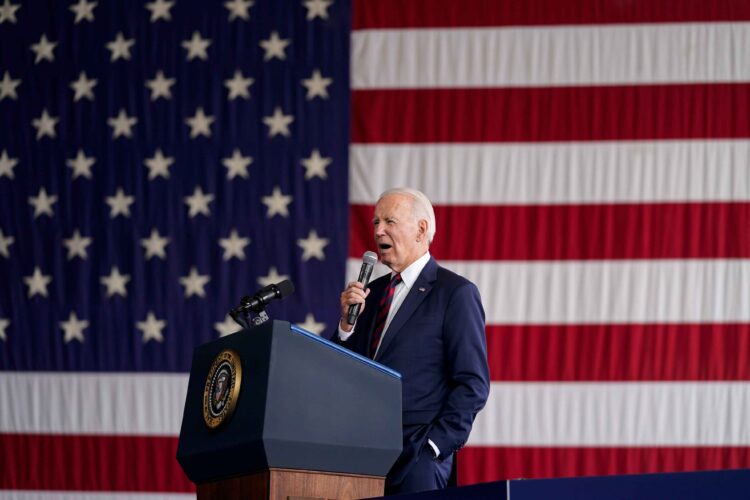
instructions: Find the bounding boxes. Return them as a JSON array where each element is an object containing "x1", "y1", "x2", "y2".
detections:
[{"x1": 419, "y1": 287, "x2": 426, "y2": 292}]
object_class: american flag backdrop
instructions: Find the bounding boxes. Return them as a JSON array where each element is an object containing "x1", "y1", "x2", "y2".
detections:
[
  {"x1": 0, "y1": 0, "x2": 349, "y2": 497},
  {"x1": 2, "y1": 0, "x2": 750, "y2": 498},
  {"x1": 349, "y1": 0, "x2": 750, "y2": 489}
]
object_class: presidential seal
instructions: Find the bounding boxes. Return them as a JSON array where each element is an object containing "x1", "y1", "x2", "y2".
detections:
[{"x1": 203, "y1": 349, "x2": 242, "y2": 429}]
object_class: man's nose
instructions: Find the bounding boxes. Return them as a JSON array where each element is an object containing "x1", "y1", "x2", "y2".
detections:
[{"x1": 374, "y1": 223, "x2": 384, "y2": 237}]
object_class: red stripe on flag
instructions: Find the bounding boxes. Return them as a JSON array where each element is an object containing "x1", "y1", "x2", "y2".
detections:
[
  {"x1": 350, "y1": 203, "x2": 750, "y2": 260},
  {"x1": 352, "y1": 85, "x2": 750, "y2": 144},
  {"x1": 0, "y1": 434, "x2": 194, "y2": 492},
  {"x1": 457, "y1": 446, "x2": 750, "y2": 484},
  {"x1": 353, "y1": 0, "x2": 750, "y2": 29},
  {"x1": 487, "y1": 324, "x2": 750, "y2": 381}
]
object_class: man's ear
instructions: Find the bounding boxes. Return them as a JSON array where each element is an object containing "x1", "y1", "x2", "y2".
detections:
[{"x1": 417, "y1": 219, "x2": 428, "y2": 241}]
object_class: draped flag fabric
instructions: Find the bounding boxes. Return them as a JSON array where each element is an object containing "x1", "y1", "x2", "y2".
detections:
[
  {"x1": 0, "y1": 0, "x2": 349, "y2": 497},
  {"x1": 2, "y1": 0, "x2": 750, "y2": 498},
  {"x1": 349, "y1": 0, "x2": 750, "y2": 487}
]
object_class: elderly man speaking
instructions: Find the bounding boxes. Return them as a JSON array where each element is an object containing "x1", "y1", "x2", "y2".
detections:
[{"x1": 336, "y1": 187, "x2": 490, "y2": 495}]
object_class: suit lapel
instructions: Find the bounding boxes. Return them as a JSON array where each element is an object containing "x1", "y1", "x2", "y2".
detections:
[{"x1": 375, "y1": 258, "x2": 438, "y2": 362}]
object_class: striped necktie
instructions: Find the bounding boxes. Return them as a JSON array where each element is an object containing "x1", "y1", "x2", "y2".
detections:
[{"x1": 369, "y1": 273, "x2": 402, "y2": 358}]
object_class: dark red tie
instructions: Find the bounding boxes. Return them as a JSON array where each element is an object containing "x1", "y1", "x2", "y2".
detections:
[{"x1": 369, "y1": 273, "x2": 402, "y2": 358}]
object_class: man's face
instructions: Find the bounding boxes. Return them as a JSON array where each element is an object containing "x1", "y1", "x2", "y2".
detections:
[{"x1": 373, "y1": 194, "x2": 427, "y2": 273}]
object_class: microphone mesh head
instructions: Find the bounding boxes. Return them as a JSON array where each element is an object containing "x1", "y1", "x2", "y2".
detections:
[
  {"x1": 276, "y1": 279, "x2": 295, "y2": 298},
  {"x1": 363, "y1": 251, "x2": 378, "y2": 265}
]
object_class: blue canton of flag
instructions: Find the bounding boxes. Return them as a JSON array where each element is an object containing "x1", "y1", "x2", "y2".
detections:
[
  {"x1": 0, "y1": 1, "x2": 349, "y2": 493},
  {"x1": 0, "y1": 0, "x2": 349, "y2": 372}
]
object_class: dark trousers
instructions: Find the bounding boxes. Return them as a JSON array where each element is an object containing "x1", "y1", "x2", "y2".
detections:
[{"x1": 384, "y1": 445, "x2": 454, "y2": 496}]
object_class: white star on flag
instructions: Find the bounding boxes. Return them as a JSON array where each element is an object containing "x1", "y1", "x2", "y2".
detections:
[
  {"x1": 219, "y1": 229, "x2": 251, "y2": 261},
  {"x1": 182, "y1": 31, "x2": 211, "y2": 61},
  {"x1": 0, "y1": 149, "x2": 18, "y2": 179},
  {"x1": 100, "y1": 267, "x2": 130, "y2": 298},
  {"x1": 30, "y1": 34, "x2": 57, "y2": 64},
  {"x1": 141, "y1": 228, "x2": 170, "y2": 260},
  {"x1": 69, "y1": 0, "x2": 96, "y2": 23},
  {"x1": 108, "y1": 109, "x2": 137, "y2": 138},
  {"x1": 185, "y1": 107, "x2": 215, "y2": 138},
  {"x1": 224, "y1": 0, "x2": 253, "y2": 21},
  {"x1": 301, "y1": 69, "x2": 332, "y2": 100},
  {"x1": 214, "y1": 314, "x2": 241, "y2": 337},
  {"x1": 28, "y1": 187, "x2": 57, "y2": 218},
  {"x1": 301, "y1": 149, "x2": 331, "y2": 180},
  {"x1": 0, "y1": 71, "x2": 20, "y2": 101},
  {"x1": 145, "y1": 0, "x2": 173, "y2": 22},
  {"x1": 105, "y1": 188, "x2": 135, "y2": 218},
  {"x1": 106, "y1": 32, "x2": 135, "y2": 62},
  {"x1": 0, "y1": 0, "x2": 20, "y2": 24},
  {"x1": 257, "y1": 266, "x2": 290, "y2": 288},
  {"x1": 263, "y1": 106, "x2": 294, "y2": 137},
  {"x1": 184, "y1": 186, "x2": 214, "y2": 218},
  {"x1": 0, "y1": 229, "x2": 14, "y2": 258},
  {"x1": 63, "y1": 229, "x2": 93, "y2": 260},
  {"x1": 0, "y1": 318, "x2": 8, "y2": 341},
  {"x1": 66, "y1": 149, "x2": 95, "y2": 179},
  {"x1": 297, "y1": 313, "x2": 326, "y2": 336},
  {"x1": 145, "y1": 70, "x2": 175, "y2": 101},
  {"x1": 32, "y1": 109, "x2": 58, "y2": 140},
  {"x1": 259, "y1": 31, "x2": 290, "y2": 61},
  {"x1": 180, "y1": 267, "x2": 210, "y2": 298},
  {"x1": 222, "y1": 148, "x2": 252, "y2": 179},
  {"x1": 224, "y1": 70, "x2": 254, "y2": 100},
  {"x1": 144, "y1": 149, "x2": 174, "y2": 179},
  {"x1": 60, "y1": 312, "x2": 89, "y2": 343},
  {"x1": 261, "y1": 186, "x2": 293, "y2": 218},
  {"x1": 297, "y1": 229, "x2": 330, "y2": 261},
  {"x1": 70, "y1": 71, "x2": 97, "y2": 101},
  {"x1": 24, "y1": 267, "x2": 52, "y2": 298},
  {"x1": 137, "y1": 312, "x2": 166, "y2": 343},
  {"x1": 303, "y1": 0, "x2": 333, "y2": 20}
]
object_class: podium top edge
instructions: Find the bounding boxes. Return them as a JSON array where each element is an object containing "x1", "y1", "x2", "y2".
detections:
[{"x1": 290, "y1": 324, "x2": 402, "y2": 380}]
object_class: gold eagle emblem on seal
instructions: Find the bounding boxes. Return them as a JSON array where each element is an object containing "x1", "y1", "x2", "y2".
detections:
[{"x1": 203, "y1": 349, "x2": 242, "y2": 429}]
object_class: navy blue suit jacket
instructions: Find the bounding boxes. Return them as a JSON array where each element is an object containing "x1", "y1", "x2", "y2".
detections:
[{"x1": 335, "y1": 257, "x2": 490, "y2": 485}]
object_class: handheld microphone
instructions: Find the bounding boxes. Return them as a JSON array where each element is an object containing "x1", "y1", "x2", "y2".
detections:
[
  {"x1": 347, "y1": 251, "x2": 378, "y2": 325},
  {"x1": 235, "y1": 279, "x2": 295, "y2": 314}
]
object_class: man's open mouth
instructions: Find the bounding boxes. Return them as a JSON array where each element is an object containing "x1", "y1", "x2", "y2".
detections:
[{"x1": 378, "y1": 243, "x2": 392, "y2": 250}]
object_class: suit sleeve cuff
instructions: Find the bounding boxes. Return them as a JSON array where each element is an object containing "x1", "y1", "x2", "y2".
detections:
[{"x1": 337, "y1": 321, "x2": 355, "y2": 341}]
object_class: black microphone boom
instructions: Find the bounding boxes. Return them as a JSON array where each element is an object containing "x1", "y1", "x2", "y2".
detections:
[
  {"x1": 347, "y1": 251, "x2": 378, "y2": 325},
  {"x1": 235, "y1": 279, "x2": 295, "y2": 314}
]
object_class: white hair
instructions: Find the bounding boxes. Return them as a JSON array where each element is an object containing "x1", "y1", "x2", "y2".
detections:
[{"x1": 378, "y1": 187, "x2": 437, "y2": 244}]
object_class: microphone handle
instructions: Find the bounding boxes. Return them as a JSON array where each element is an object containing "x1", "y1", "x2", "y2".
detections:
[{"x1": 346, "y1": 263, "x2": 373, "y2": 325}]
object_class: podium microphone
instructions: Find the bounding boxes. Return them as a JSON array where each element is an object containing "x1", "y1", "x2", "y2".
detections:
[
  {"x1": 229, "y1": 279, "x2": 295, "y2": 329},
  {"x1": 235, "y1": 279, "x2": 295, "y2": 314},
  {"x1": 347, "y1": 251, "x2": 378, "y2": 325}
]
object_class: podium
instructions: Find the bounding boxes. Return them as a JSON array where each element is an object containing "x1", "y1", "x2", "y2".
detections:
[{"x1": 176, "y1": 320, "x2": 403, "y2": 499}]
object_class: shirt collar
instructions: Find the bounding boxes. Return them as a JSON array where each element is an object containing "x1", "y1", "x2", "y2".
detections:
[{"x1": 393, "y1": 251, "x2": 431, "y2": 290}]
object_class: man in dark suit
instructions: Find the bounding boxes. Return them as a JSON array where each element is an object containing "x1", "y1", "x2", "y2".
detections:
[{"x1": 337, "y1": 188, "x2": 490, "y2": 495}]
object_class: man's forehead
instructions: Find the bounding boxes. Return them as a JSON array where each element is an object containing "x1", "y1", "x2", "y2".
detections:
[{"x1": 375, "y1": 194, "x2": 412, "y2": 216}]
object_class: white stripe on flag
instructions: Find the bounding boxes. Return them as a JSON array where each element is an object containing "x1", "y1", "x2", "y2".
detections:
[
  {"x1": 347, "y1": 259, "x2": 750, "y2": 324},
  {"x1": 352, "y1": 23, "x2": 750, "y2": 88},
  {"x1": 350, "y1": 140, "x2": 750, "y2": 204},
  {"x1": 0, "y1": 372, "x2": 188, "y2": 435},
  {"x1": 469, "y1": 381, "x2": 750, "y2": 446}
]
